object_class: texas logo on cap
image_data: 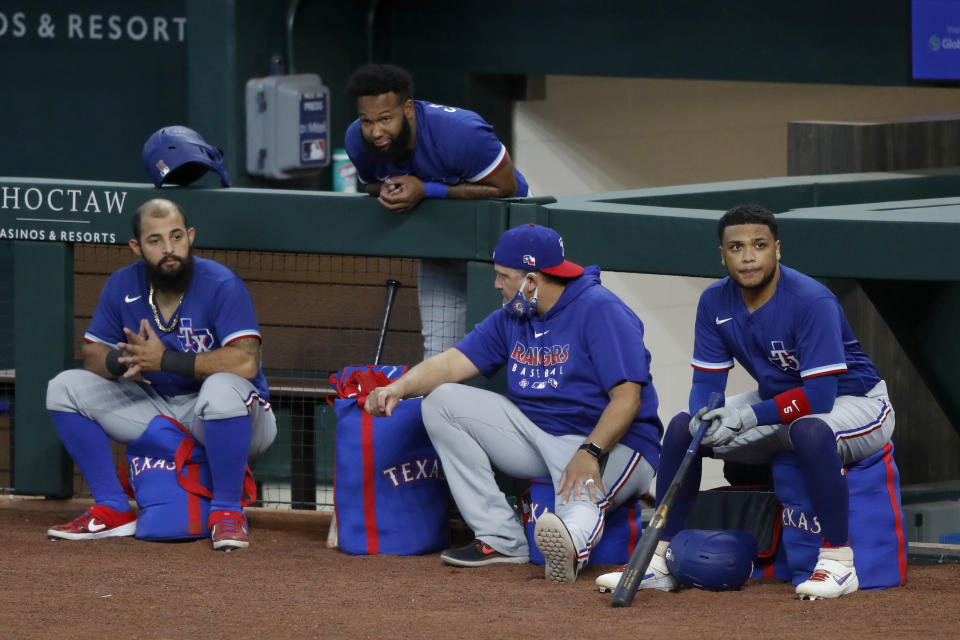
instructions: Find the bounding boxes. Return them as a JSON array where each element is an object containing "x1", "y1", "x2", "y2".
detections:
[{"x1": 493, "y1": 223, "x2": 584, "y2": 278}]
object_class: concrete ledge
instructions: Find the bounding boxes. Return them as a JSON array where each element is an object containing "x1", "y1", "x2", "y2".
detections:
[{"x1": 908, "y1": 542, "x2": 960, "y2": 565}]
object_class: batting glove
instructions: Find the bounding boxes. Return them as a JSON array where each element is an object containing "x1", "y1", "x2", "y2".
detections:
[
  {"x1": 687, "y1": 407, "x2": 708, "y2": 439},
  {"x1": 700, "y1": 405, "x2": 759, "y2": 447}
]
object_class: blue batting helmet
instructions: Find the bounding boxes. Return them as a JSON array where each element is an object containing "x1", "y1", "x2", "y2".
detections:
[
  {"x1": 665, "y1": 529, "x2": 757, "y2": 591},
  {"x1": 142, "y1": 125, "x2": 231, "y2": 188}
]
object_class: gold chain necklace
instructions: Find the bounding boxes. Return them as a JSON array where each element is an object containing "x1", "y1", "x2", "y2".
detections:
[{"x1": 148, "y1": 284, "x2": 184, "y2": 333}]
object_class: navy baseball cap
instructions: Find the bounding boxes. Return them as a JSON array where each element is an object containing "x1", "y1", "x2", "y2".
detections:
[
  {"x1": 142, "y1": 125, "x2": 231, "y2": 188},
  {"x1": 493, "y1": 223, "x2": 584, "y2": 278}
]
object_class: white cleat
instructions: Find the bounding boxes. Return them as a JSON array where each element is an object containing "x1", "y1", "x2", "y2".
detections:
[
  {"x1": 596, "y1": 565, "x2": 625, "y2": 593},
  {"x1": 596, "y1": 552, "x2": 678, "y2": 593},
  {"x1": 795, "y1": 546, "x2": 859, "y2": 600}
]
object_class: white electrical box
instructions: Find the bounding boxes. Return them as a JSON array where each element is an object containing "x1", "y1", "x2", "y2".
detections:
[{"x1": 245, "y1": 73, "x2": 330, "y2": 179}]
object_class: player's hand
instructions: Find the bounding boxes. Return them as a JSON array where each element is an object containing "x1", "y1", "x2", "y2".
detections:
[
  {"x1": 378, "y1": 175, "x2": 425, "y2": 213},
  {"x1": 687, "y1": 406, "x2": 709, "y2": 439},
  {"x1": 117, "y1": 320, "x2": 166, "y2": 377},
  {"x1": 557, "y1": 450, "x2": 606, "y2": 505},
  {"x1": 700, "y1": 405, "x2": 759, "y2": 447},
  {"x1": 364, "y1": 384, "x2": 403, "y2": 417}
]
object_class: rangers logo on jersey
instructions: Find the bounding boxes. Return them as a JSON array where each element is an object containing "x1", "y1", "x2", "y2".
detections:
[
  {"x1": 767, "y1": 340, "x2": 800, "y2": 372},
  {"x1": 177, "y1": 318, "x2": 215, "y2": 353}
]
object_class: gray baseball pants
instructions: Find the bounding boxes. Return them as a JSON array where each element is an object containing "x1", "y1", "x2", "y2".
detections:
[
  {"x1": 418, "y1": 259, "x2": 467, "y2": 358},
  {"x1": 46, "y1": 369, "x2": 276, "y2": 458},
  {"x1": 422, "y1": 383, "x2": 655, "y2": 566}
]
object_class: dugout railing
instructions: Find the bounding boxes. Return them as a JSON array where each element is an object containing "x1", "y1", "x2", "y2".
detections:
[{"x1": 2, "y1": 169, "x2": 960, "y2": 505}]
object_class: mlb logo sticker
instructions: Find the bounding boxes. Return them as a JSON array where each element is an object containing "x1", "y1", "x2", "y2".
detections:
[
  {"x1": 523, "y1": 254, "x2": 536, "y2": 267},
  {"x1": 155, "y1": 159, "x2": 170, "y2": 178}
]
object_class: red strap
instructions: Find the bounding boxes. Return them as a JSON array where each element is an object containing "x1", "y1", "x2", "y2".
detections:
[
  {"x1": 175, "y1": 438, "x2": 214, "y2": 498},
  {"x1": 241, "y1": 467, "x2": 258, "y2": 507},
  {"x1": 174, "y1": 436, "x2": 258, "y2": 506},
  {"x1": 757, "y1": 505, "x2": 783, "y2": 559},
  {"x1": 626, "y1": 504, "x2": 639, "y2": 555},
  {"x1": 361, "y1": 409, "x2": 379, "y2": 554},
  {"x1": 118, "y1": 454, "x2": 135, "y2": 498},
  {"x1": 187, "y1": 462, "x2": 204, "y2": 535},
  {"x1": 328, "y1": 367, "x2": 393, "y2": 405}
]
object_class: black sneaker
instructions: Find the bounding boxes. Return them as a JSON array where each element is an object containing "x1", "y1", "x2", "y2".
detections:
[{"x1": 440, "y1": 539, "x2": 529, "y2": 567}]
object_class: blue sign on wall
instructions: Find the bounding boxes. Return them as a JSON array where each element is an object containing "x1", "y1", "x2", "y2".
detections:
[{"x1": 912, "y1": 0, "x2": 960, "y2": 80}]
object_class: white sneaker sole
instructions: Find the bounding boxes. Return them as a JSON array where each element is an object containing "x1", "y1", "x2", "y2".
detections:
[
  {"x1": 596, "y1": 571, "x2": 624, "y2": 593},
  {"x1": 795, "y1": 577, "x2": 859, "y2": 600},
  {"x1": 47, "y1": 520, "x2": 137, "y2": 541},
  {"x1": 596, "y1": 569, "x2": 677, "y2": 593},
  {"x1": 534, "y1": 513, "x2": 577, "y2": 584},
  {"x1": 795, "y1": 559, "x2": 859, "y2": 599},
  {"x1": 213, "y1": 538, "x2": 250, "y2": 552},
  {"x1": 440, "y1": 552, "x2": 529, "y2": 568}
]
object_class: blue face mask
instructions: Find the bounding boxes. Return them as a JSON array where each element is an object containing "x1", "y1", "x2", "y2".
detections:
[{"x1": 503, "y1": 273, "x2": 538, "y2": 319}]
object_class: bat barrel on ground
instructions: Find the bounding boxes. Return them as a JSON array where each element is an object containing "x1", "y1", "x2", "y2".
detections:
[
  {"x1": 328, "y1": 278, "x2": 402, "y2": 549},
  {"x1": 610, "y1": 391, "x2": 724, "y2": 607}
]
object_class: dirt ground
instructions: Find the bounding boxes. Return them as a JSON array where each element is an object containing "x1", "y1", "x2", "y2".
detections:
[{"x1": 1, "y1": 497, "x2": 958, "y2": 640}]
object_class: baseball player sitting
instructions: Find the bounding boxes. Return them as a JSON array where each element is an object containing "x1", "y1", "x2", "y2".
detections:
[
  {"x1": 365, "y1": 223, "x2": 663, "y2": 584},
  {"x1": 45, "y1": 198, "x2": 277, "y2": 551},
  {"x1": 615, "y1": 204, "x2": 895, "y2": 599}
]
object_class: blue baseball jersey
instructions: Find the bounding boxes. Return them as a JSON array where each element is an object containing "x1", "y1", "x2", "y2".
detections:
[
  {"x1": 345, "y1": 100, "x2": 529, "y2": 196},
  {"x1": 692, "y1": 265, "x2": 880, "y2": 400},
  {"x1": 85, "y1": 257, "x2": 269, "y2": 399},
  {"x1": 456, "y1": 266, "x2": 662, "y2": 469}
]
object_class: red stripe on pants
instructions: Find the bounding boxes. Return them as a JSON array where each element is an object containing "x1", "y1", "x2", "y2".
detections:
[
  {"x1": 361, "y1": 410, "x2": 379, "y2": 554},
  {"x1": 882, "y1": 442, "x2": 908, "y2": 585}
]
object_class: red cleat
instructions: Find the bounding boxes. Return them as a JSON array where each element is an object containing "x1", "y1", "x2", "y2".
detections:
[
  {"x1": 47, "y1": 505, "x2": 137, "y2": 541},
  {"x1": 209, "y1": 510, "x2": 249, "y2": 551}
]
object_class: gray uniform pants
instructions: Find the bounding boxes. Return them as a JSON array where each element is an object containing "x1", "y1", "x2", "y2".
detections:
[
  {"x1": 46, "y1": 369, "x2": 277, "y2": 458},
  {"x1": 712, "y1": 380, "x2": 894, "y2": 465},
  {"x1": 418, "y1": 259, "x2": 467, "y2": 358},
  {"x1": 422, "y1": 383, "x2": 655, "y2": 567}
]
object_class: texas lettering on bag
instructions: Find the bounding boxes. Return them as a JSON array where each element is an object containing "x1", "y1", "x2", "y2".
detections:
[
  {"x1": 781, "y1": 506, "x2": 822, "y2": 535},
  {"x1": 128, "y1": 456, "x2": 176, "y2": 477},
  {"x1": 381, "y1": 457, "x2": 444, "y2": 488}
]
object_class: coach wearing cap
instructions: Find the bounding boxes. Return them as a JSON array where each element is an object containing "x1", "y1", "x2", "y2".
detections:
[{"x1": 365, "y1": 223, "x2": 663, "y2": 584}]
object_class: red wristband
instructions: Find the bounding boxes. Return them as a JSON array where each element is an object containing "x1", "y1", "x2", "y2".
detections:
[{"x1": 774, "y1": 387, "x2": 812, "y2": 423}]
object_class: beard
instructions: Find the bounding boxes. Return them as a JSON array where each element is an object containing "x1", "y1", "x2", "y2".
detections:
[
  {"x1": 736, "y1": 265, "x2": 777, "y2": 291},
  {"x1": 361, "y1": 114, "x2": 413, "y2": 165},
  {"x1": 145, "y1": 250, "x2": 195, "y2": 294}
]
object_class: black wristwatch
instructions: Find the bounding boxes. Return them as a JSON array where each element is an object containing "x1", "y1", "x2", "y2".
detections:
[{"x1": 578, "y1": 442, "x2": 604, "y2": 460}]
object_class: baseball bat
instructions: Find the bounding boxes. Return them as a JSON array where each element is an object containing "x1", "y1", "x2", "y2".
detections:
[
  {"x1": 609, "y1": 391, "x2": 724, "y2": 607},
  {"x1": 327, "y1": 279, "x2": 403, "y2": 549},
  {"x1": 373, "y1": 280, "x2": 401, "y2": 366}
]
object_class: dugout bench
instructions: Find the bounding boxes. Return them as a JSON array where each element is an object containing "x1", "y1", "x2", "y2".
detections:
[{"x1": 4, "y1": 171, "x2": 960, "y2": 500}]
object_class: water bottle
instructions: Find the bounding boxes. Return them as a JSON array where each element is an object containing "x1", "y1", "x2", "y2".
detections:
[{"x1": 332, "y1": 149, "x2": 357, "y2": 193}]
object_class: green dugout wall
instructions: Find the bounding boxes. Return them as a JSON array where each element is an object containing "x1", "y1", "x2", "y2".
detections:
[
  {"x1": 0, "y1": 1, "x2": 933, "y2": 187},
  {"x1": 2, "y1": 169, "x2": 960, "y2": 496}
]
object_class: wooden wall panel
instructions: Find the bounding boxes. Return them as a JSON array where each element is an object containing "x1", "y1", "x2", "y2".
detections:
[
  {"x1": 72, "y1": 246, "x2": 426, "y2": 375},
  {"x1": 787, "y1": 113, "x2": 960, "y2": 484},
  {"x1": 788, "y1": 113, "x2": 960, "y2": 176}
]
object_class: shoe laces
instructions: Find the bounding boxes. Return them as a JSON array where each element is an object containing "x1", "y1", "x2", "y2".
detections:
[
  {"x1": 68, "y1": 511, "x2": 96, "y2": 528},
  {"x1": 216, "y1": 514, "x2": 244, "y2": 535}
]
